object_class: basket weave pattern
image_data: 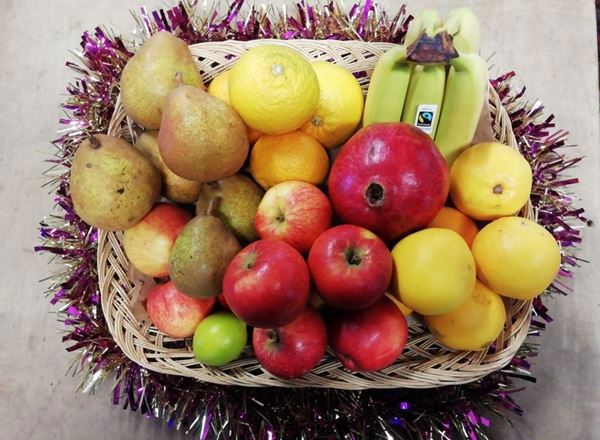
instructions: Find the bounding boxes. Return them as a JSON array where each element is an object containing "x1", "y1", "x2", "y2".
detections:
[{"x1": 99, "y1": 40, "x2": 533, "y2": 389}]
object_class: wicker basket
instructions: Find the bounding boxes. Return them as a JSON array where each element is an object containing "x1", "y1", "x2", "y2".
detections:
[{"x1": 99, "y1": 39, "x2": 533, "y2": 389}]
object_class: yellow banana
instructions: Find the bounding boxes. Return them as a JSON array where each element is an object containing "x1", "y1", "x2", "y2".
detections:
[
  {"x1": 401, "y1": 9, "x2": 447, "y2": 138},
  {"x1": 434, "y1": 52, "x2": 488, "y2": 166},
  {"x1": 401, "y1": 64, "x2": 446, "y2": 139},
  {"x1": 445, "y1": 7, "x2": 480, "y2": 54},
  {"x1": 363, "y1": 46, "x2": 411, "y2": 127}
]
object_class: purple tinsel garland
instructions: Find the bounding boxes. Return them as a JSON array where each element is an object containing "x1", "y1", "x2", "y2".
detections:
[{"x1": 36, "y1": 1, "x2": 586, "y2": 439}]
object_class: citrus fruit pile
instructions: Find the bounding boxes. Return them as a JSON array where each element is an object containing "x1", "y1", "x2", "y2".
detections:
[
  {"x1": 68, "y1": 8, "x2": 562, "y2": 380},
  {"x1": 224, "y1": 45, "x2": 363, "y2": 189}
]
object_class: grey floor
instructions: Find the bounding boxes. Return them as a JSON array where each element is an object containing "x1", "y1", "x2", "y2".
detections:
[{"x1": 1, "y1": 0, "x2": 599, "y2": 439}]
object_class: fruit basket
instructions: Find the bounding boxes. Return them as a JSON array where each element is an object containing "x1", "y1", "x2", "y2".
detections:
[{"x1": 98, "y1": 39, "x2": 533, "y2": 389}]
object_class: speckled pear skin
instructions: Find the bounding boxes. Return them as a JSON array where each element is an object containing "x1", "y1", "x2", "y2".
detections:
[
  {"x1": 168, "y1": 215, "x2": 241, "y2": 299},
  {"x1": 157, "y1": 85, "x2": 249, "y2": 182},
  {"x1": 135, "y1": 130, "x2": 202, "y2": 203},
  {"x1": 120, "y1": 31, "x2": 204, "y2": 129},
  {"x1": 70, "y1": 134, "x2": 161, "y2": 231},
  {"x1": 195, "y1": 174, "x2": 264, "y2": 243}
]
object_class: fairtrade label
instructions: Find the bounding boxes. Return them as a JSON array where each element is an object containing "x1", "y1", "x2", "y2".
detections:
[{"x1": 414, "y1": 104, "x2": 438, "y2": 135}]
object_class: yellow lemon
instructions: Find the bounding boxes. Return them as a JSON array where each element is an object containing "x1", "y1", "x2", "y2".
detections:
[
  {"x1": 472, "y1": 216, "x2": 561, "y2": 300},
  {"x1": 207, "y1": 70, "x2": 231, "y2": 102},
  {"x1": 300, "y1": 61, "x2": 364, "y2": 149},
  {"x1": 229, "y1": 44, "x2": 319, "y2": 135},
  {"x1": 207, "y1": 70, "x2": 262, "y2": 143},
  {"x1": 250, "y1": 131, "x2": 329, "y2": 189},
  {"x1": 450, "y1": 142, "x2": 532, "y2": 220},
  {"x1": 391, "y1": 228, "x2": 476, "y2": 316},
  {"x1": 427, "y1": 206, "x2": 479, "y2": 247},
  {"x1": 424, "y1": 280, "x2": 507, "y2": 351}
]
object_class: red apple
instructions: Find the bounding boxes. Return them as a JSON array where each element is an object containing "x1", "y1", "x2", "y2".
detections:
[
  {"x1": 328, "y1": 123, "x2": 449, "y2": 242},
  {"x1": 328, "y1": 296, "x2": 408, "y2": 372},
  {"x1": 147, "y1": 281, "x2": 216, "y2": 338},
  {"x1": 223, "y1": 239, "x2": 310, "y2": 328},
  {"x1": 255, "y1": 181, "x2": 332, "y2": 254},
  {"x1": 252, "y1": 306, "x2": 327, "y2": 379},
  {"x1": 308, "y1": 225, "x2": 392, "y2": 310},
  {"x1": 123, "y1": 202, "x2": 192, "y2": 277}
]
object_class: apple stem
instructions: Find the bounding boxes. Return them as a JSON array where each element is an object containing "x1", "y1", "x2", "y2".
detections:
[
  {"x1": 267, "y1": 330, "x2": 279, "y2": 344},
  {"x1": 345, "y1": 249, "x2": 362, "y2": 266},
  {"x1": 365, "y1": 182, "x2": 385, "y2": 208},
  {"x1": 205, "y1": 196, "x2": 222, "y2": 217},
  {"x1": 243, "y1": 253, "x2": 256, "y2": 270},
  {"x1": 493, "y1": 184, "x2": 504, "y2": 194}
]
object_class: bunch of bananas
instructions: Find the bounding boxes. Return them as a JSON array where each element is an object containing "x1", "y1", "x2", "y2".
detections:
[{"x1": 363, "y1": 7, "x2": 487, "y2": 166}]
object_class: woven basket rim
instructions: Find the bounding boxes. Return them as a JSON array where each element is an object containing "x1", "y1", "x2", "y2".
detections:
[{"x1": 99, "y1": 39, "x2": 533, "y2": 389}]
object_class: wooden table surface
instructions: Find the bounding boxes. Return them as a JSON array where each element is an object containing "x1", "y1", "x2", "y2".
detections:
[{"x1": 1, "y1": 0, "x2": 598, "y2": 438}]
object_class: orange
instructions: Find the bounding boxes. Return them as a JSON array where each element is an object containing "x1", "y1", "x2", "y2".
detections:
[
  {"x1": 424, "y1": 280, "x2": 506, "y2": 351},
  {"x1": 472, "y1": 216, "x2": 561, "y2": 300},
  {"x1": 300, "y1": 61, "x2": 364, "y2": 149},
  {"x1": 250, "y1": 131, "x2": 329, "y2": 190},
  {"x1": 207, "y1": 70, "x2": 262, "y2": 143},
  {"x1": 428, "y1": 206, "x2": 479, "y2": 247},
  {"x1": 450, "y1": 142, "x2": 533, "y2": 220},
  {"x1": 229, "y1": 44, "x2": 320, "y2": 135}
]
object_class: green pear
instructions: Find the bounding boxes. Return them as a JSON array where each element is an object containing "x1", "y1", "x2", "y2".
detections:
[
  {"x1": 158, "y1": 85, "x2": 249, "y2": 182},
  {"x1": 168, "y1": 210, "x2": 241, "y2": 299},
  {"x1": 120, "y1": 32, "x2": 203, "y2": 129},
  {"x1": 70, "y1": 134, "x2": 161, "y2": 230},
  {"x1": 195, "y1": 174, "x2": 264, "y2": 242},
  {"x1": 136, "y1": 131, "x2": 202, "y2": 203}
]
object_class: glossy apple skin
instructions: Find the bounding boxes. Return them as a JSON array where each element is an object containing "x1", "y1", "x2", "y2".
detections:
[
  {"x1": 252, "y1": 307, "x2": 327, "y2": 379},
  {"x1": 255, "y1": 181, "x2": 332, "y2": 254},
  {"x1": 328, "y1": 123, "x2": 449, "y2": 242},
  {"x1": 123, "y1": 202, "x2": 192, "y2": 277},
  {"x1": 147, "y1": 281, "x2": 216, "y2": 338},
  {"x1": 328, "y1": 296, "x2": 408, "y2": 372},
  {"x1": 308, "y1": 225, "x2": 392, "y2": 310},
  {"x1": 223, "y1": 239, "x2": 310, "y2": 328}
]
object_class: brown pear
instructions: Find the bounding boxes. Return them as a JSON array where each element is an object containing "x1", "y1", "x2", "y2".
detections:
[
  {"x1": 158, "y1": 85, "x2": 249, "y2": 182},
  {"x1": 136, "y1": 131, "x2": 202, "y2": 203},
  {"x1": 168, "y1": 203, "x2": 241, "y2": 298},
  {"x1": 195, "y1": 174, "x2": 264, "y2": 242},
  {"x1": 70, "y1": 134, "x2": 161, "y2": 230},
  {"x1": 120, "y1": 32, "x2": 203, "y2": 129}
]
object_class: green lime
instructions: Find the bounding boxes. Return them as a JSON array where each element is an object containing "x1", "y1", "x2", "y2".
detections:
[{"x1": 192, "y1": 312, "x2": 247, "y2": 366}]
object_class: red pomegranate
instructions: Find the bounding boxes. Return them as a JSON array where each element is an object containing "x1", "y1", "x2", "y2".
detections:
[{"x1": 328, "y1": 123, "x2": 449, "y2": 242}]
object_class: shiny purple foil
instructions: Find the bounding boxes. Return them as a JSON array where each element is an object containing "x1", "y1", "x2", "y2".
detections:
[{"x1": 36, "y1": 2, "x2": 586, "y2": 439}]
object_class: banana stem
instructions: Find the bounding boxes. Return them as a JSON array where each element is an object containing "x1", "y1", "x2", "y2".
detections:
[{"x1": 406, "y1": 31, "x2": 458, "y2": 65}]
